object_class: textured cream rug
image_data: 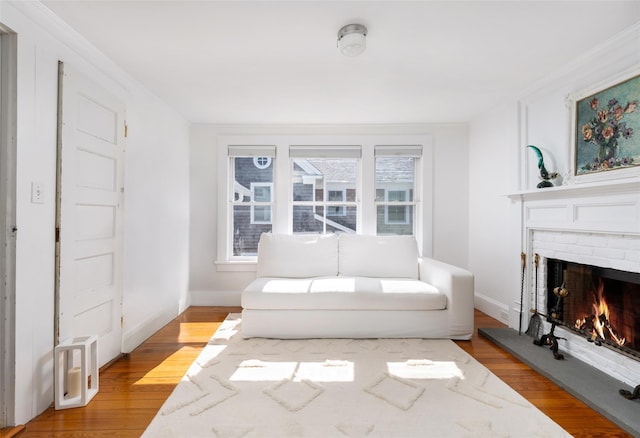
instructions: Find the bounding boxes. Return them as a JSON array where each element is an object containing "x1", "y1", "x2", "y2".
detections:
[{"x1": 143, "y1": 314, "x2": 570, "y2": 437}]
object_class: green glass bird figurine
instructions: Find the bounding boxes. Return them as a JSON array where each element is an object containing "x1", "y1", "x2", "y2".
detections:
[{"x1": 527, "y1": 145, "x2": 558, "y2": 188}]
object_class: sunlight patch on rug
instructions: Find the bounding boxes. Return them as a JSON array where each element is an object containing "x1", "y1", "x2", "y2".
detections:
[{"x1": 143, "y1": 314, "x2": 571, "y2": 437}]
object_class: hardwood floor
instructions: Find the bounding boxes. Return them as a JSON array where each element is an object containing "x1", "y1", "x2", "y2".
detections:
[{"x1": 8, "y1": 307, "x2": 631, "y2": 437}]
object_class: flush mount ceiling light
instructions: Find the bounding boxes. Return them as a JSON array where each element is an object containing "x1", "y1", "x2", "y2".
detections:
[{"x1": 337, "y1": 23, "x2": 367, "y2": 57}]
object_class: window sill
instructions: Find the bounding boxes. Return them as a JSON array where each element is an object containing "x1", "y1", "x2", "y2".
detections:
[{"x1": 215, "y1": 261, "x2": 257, "y2": 272}]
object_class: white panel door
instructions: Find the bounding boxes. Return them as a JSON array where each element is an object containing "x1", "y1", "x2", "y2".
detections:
[{"x1": 57, "y1": 62, "x2": 125, "y2": 366}]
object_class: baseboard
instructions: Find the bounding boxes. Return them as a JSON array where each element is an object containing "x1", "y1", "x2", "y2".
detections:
[
  {"x1": 474, "y1": 292, "x2": 510, "y2": 326},
  {"x1": 189, "y1": 290, "x2": 241, "y2": 307},
  {"x1": 121, "y1": 305, "x2": 179, "y2": 353}
]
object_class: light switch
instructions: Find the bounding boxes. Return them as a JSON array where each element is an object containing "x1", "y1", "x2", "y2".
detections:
[{"x1": 31, "y1": 182, "x2": 44, "y2": 204}]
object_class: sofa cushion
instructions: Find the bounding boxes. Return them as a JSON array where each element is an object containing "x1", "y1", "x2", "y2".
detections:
[
  {"x1": 242, "y1": 276, "x2": 445, "y2": 311},
  {"x1": 338, "y1": 234, "x2": 419, "y2": 279},
  {"x1": 256, "y1": 233, "x2": 339, "y2": 278}
]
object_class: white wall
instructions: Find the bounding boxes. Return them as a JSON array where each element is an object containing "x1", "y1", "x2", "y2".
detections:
[
  {"x1": 468, "y1": 101, "x2": 522, "y2": 325},
  {"x1": 468, "y1": 23, "x2": 640, "y2": 327},
  {"x1": 190, "y1": 123, "x2": 470, "y2": 305},
  {"x1": 1, "y1": 1, "x2": 190, "y2": 425}
]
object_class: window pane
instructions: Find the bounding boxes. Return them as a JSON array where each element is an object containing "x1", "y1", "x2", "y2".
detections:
[
  {"x1": 234, "y1": 157, "x2": 273, "y2": 202},
  {"x1": 232, "y1": 156, "x2": 273, "y2": 256},
  {"x1": 292, "y1": 206, "x2": 320, "y2": 233},
  {"x1": 252, "y1": 184, "x2": 271, "y2": 202},
  {"x1": 377, "y1": 205, "x2": 413, "y2": 235},
  {"x1": 328, "y1": 190, "x2": 344, "y2": 201},
  {"x1": 387, "y1": 190, "x2": 406, "y2": 202},
  {"x1": 328, "y1": 206, "x2": 357, "y2": 233},
  {"x1": 252, "y1": 206, "x2": 271, "y2": 223},
  {"x1": 292, "y1": 158, "x2": 358, "y2": 234},
  {"x1": 232, "y1": 206, "x2": 271, "y2": 255},
  {"x1": 292, "y1": 206, "x2": 357, "y2": 234},
  {"x1": 375, "y1": 156, "x2": 416, "y2": 236},
  {"x1": 375, "y1": 157, "x2": 415, "y2": 201}
]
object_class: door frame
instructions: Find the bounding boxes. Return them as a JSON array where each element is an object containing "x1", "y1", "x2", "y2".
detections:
[{"x1": 0, "y1": 25, "x2": 18, "y2": 428}]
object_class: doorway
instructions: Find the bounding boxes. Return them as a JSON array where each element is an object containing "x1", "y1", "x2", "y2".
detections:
[{"x1": 0, "y1": 25, "x2": 17, "y2": 428}]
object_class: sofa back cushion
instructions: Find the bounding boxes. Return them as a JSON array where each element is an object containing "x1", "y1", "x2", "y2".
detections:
[
  {"x1": 256, "y1": 233, "x2": 339, "y2": 278},
  {"x1": 338, "y1": 234, "x2": 419, "y2": 278}
]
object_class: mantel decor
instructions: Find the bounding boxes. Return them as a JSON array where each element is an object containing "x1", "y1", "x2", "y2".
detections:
[{"x1": 573, "y1": 73, "x2": 639, "y2": 178}]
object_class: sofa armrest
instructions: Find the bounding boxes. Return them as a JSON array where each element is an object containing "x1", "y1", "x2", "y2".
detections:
[{"x1": 419, "y1": 257, "x2": 474, "y2": 340}]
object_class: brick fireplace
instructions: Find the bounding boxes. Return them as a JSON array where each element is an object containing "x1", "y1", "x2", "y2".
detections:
[{"x1": 511, "y1": 177, "x2": 640, "y2": 385}]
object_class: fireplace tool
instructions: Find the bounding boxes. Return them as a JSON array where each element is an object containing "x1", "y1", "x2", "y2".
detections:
[
  {"x1": 526, "y1": 253, "x2": 544, "y2": 341},
  {"x1": 619, "y1": 384, "x2": 640, "y2": 400},
  {"x1": 533, "y1": 283, "x2": 568, "y2": 360}
]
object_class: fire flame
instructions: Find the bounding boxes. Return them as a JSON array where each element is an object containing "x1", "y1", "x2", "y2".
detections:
[{"x1": 574, "y1": 280, "x2": 626, "y2": 346}]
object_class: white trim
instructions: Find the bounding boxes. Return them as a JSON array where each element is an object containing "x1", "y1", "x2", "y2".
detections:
[
  {"x1": 189, "y1": 290, "x2": 242, "y2": 307},
  {"x1": 474, "y1": 292, "x2": 510, "y2": 326},
  {"x1": 214, "y1": 261, "x2": 257, "y2": 272},
  {"x1": 121, "y1": 305, "x2": 179, "y2": 354},
  {"x1": 0, "y1": 27, "x2": 17, "y2": 428}
]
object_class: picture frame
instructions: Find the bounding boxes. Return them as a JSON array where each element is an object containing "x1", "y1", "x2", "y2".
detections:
[{"x1": 570, "y1": 72, "x2": 640, "y2": 181}]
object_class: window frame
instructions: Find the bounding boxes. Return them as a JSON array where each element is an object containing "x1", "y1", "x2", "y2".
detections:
[{"x1": 216, "y1": 135, "x2": 433, "y2": 271}]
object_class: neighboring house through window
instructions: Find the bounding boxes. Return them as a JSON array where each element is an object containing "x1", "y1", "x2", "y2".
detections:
[
  {"x1": 217, "y1": 135, "x2": 432, "y2": 265},
  {"x1": 250, "y1": 182, "x2": 272, "y2": 224},
  {"x1": 228, "y1": 146, "x2": 275, "y2": 257}
]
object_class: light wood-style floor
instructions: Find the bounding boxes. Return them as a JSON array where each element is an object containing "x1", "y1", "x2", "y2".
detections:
[{"x1": 4, "y1": 307, "x2": 631, "y2": 437}]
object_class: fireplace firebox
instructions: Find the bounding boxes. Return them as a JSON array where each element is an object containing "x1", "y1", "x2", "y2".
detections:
[{"x1": 546, "y1": 259, "x2": 640, "y2": 360}]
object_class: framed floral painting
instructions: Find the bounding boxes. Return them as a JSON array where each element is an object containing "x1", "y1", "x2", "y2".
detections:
[{"x1": 574, "y1": 74, "x2": 639, "y2": 177}]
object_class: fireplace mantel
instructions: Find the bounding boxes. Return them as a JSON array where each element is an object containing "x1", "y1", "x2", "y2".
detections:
[{"x1": 506, "y1": 176, "x2": 640, "y2": 202}]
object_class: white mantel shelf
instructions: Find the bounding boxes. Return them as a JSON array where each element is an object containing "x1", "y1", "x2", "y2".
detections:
[{"x1": 506, "y1": 176, "x2": 640, "y2": 202}]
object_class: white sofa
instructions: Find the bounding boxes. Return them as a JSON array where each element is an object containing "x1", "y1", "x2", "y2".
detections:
[{"x1": 241, "y1": 233, "x2": 474, "y2": 340}]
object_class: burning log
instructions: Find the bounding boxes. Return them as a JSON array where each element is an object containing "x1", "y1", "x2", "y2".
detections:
[{"x1": 574, "y1": 283, "x2": 626, "y2": 347}]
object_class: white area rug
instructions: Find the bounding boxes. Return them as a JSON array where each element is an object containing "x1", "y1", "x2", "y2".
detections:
[{"x1": 143, "y1": 314, "x2": 570, "y2": 437}]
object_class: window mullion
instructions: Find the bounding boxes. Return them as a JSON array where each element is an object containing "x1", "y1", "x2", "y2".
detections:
[
  {"x1": 360, "y1": 144, "x2": 375, "y2": 235},
  {"x1": 275, "y1": 143, "x2": 289, "y2": 234}
]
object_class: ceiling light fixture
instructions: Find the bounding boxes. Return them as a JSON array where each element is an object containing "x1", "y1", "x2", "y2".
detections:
[{"x1": 337, "y1": 23, "x2": 367, "y2": 57}]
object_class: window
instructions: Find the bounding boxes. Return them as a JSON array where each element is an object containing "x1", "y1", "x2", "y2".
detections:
[
  {"x1": 228, "y1": 145, "x2": 275, "y2": 257},
  {"x1": 291, "y1": 146, "x2": 360, "y2": 234},
  {"x1": 253, "y1": 156, "x2": 271, "y2": 169},
  {"x1": 374, "y1": 146, "x2": 421, "y2": 236},
  {"x1": 217, "y1": 136, "x2": 431, "y2": 265}
]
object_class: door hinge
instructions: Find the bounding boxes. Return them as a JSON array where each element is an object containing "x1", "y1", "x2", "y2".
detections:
[
  {"x1": 124, "y1": 121, "x2": 128, "y2": 138},
  {"x1": 121, "y1": 315, "x2": 124, "y2": 328},
  {"x1": 55, "y1": 227, "x2": 60, "y2": 243}
]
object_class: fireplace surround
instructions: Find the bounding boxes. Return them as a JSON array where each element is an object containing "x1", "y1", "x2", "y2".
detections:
[{"x1": 510, "y1": 177, "x2": 640, "y2": 385}]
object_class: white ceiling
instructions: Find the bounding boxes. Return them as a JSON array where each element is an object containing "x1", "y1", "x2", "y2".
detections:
[{"x1": 42, "y1": 1, "x2": 640, "y2": 124}]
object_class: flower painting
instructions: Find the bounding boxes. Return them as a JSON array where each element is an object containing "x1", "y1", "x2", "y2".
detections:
[{"x1": 575, "y1": 74, "x2": 640, "y2": 176}]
